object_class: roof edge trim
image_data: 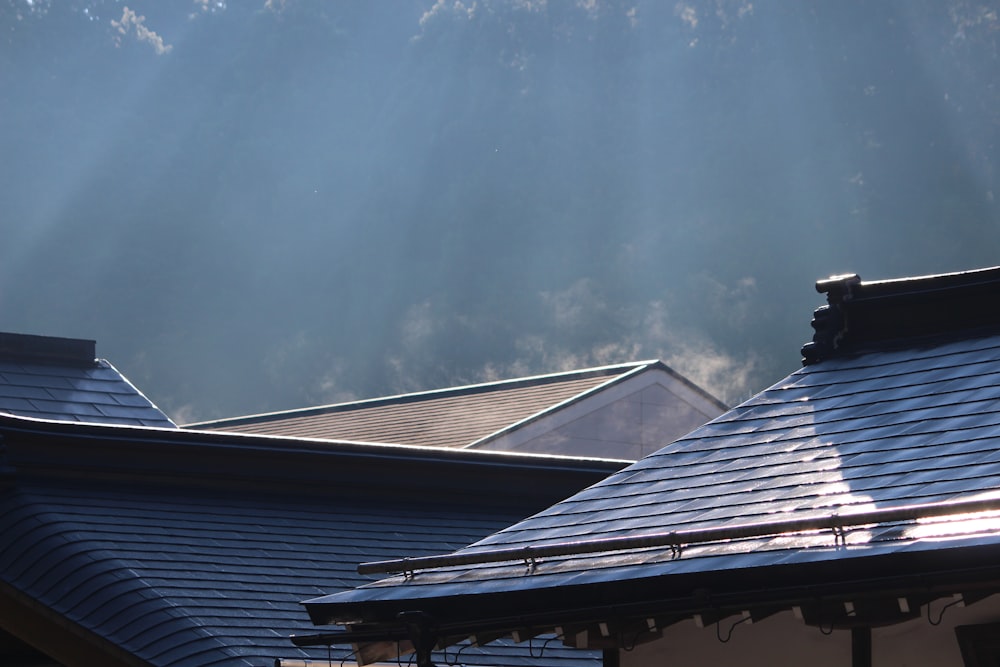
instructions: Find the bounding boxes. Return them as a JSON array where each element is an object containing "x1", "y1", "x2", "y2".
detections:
[
  {"x1": 0, "y1": 412, "x2": 627, "y2": 495},
  {"x1": 99, "y1": 359, "x2": 177, "y2": 428}
]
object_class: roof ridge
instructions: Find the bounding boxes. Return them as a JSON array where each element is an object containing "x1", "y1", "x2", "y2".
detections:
[
  {"x1": 802, "y1": 266, "x2": 1000, "y2": 365},
  {"x1": 98, "y1": 358, "x2": 177, "y2": 428},
  {"x1": 0, "y1": 332, "x2": 96, "y2": 368}
]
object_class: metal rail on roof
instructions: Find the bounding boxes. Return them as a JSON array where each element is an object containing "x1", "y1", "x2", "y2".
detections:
[{"x1": 357, "y1": 495, "x2": 1000, "y2": 576}]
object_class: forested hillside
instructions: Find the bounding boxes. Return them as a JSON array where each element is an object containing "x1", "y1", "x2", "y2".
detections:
[{"x1": 2, "y1": 1, "x2": 998, "y2": 421}]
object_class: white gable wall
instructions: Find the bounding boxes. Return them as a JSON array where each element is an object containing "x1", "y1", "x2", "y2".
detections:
[
  {"x1": 473, "y1": 369, "x2": 725, "y2": 460},
  {"x1": 623, "y1": 595, "x2": 1000, "y2": 667}
]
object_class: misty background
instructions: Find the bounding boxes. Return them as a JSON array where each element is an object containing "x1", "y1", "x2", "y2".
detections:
[{"x1": 2, "y1": 0, "x2": 998, "y2": 423}]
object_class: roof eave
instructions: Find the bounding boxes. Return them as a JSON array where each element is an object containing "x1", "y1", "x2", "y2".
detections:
[
  {"x1": 298, "y1": 540, "x2": 1000, "y2": 651},
  {"x1": 0, "y1": 412, "x2": 625, "y2": 502}
]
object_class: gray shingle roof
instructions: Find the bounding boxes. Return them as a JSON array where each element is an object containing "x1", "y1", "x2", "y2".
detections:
[
  {"x1": 0, "y1": 332, "x2": 174, "y2": 427},
  {"x1": 299, "y1": 267, "x2": 1000, "y2": 654}
]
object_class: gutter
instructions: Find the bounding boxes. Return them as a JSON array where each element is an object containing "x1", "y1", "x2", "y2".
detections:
[{"x1": 358, "y1": 494, "x2": 1000, "y2": 575}]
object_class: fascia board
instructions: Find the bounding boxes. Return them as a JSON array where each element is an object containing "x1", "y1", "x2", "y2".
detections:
[{"x1": 0, "y1": 412, "x2": 623, "y2": 502}]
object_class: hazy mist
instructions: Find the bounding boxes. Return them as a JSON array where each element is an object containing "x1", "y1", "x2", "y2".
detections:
[{"x1": 3, "y1": 0, "x2": 999, "y2": 422}]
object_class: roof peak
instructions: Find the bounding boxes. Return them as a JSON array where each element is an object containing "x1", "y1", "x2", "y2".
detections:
[
  {"x1": 0, "y1": 331, "x2": 97, "y2": 367},
  {"x1": 802, "y1": 266, "x2": 1000, "y2": 365}
]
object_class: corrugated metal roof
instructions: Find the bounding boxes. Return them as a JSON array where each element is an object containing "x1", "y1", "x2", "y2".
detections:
[
  {"x1": 193, "y1": 363, "x2": 653, "y2": 447},
  {"x1": 0, "y1": 357, "x2": 175, "y2": 428}
]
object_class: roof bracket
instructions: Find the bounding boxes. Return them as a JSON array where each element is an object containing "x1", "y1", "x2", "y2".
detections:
[
  {"x1": 398, "y1": 611, "x2": 438, "y2": 667},
  {"x1": 927, "y1": 594, "x2": 965, "y2": 626},
  {"x1": 716, "y1": 612, "x2": 751, "y2": 643}
]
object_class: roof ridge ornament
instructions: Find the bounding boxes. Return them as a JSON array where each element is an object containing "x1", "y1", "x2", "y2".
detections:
[
  {"x1": 801, "y1": 274, "x2": 861, "y2": 364},
  {"x1": 802, "y1": 266, "x2": 1000, "y2": 365}
]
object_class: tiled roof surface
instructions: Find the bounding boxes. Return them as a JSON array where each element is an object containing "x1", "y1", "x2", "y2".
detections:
[
  {"x1": 0, "y1": 358, "x2": 175, "y2": 427},
  {"x1": 0, "y1": 415, "x2": 620, "y2": 667},
  {"x1": 307, "y1": 331, "x2": 1000, "y2": 605},
  {"x1": 194, "y1": 365, "x2": 647, "y2": 447},
  {"x1": 0, "y1": 479, "x2": 598, "y2": 667}
]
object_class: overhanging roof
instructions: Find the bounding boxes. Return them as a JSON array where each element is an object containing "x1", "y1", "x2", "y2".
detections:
[{"x1": 299, "y1": 267, "x2": 1000, "y2": 656}]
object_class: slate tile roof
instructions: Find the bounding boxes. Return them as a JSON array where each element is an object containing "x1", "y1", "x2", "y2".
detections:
[
  {"x1": 461, "y1": 334, "x2": 1000, "y2": 552},
  {"x1": 190, "y1": 363, "x2": 660, "y2": 447},
  {"x1": 2, "y1": 482, "x2": 519, "y2": 666},
  {"x1": 299, "y1": 268, "x2": 1000, "y2": 649},
  {"x1": 0, "y1": 415, "x2": 622, "y2": 667},
  {"x1": 0, "y1": 332, "x2": 175, "y2": 428}
]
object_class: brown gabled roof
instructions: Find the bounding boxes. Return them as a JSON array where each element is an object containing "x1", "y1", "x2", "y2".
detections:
[{"x1": 188, "y1": 362, "x2": 660, "y2": 448}]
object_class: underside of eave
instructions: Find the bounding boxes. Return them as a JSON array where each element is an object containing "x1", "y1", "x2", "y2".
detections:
[
  {"x1": 0, "y1": 487, "x2": 259, "y2": 667},
  {"x1": 0, "y1": 578, "x2": 151, "y2": 667}
]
